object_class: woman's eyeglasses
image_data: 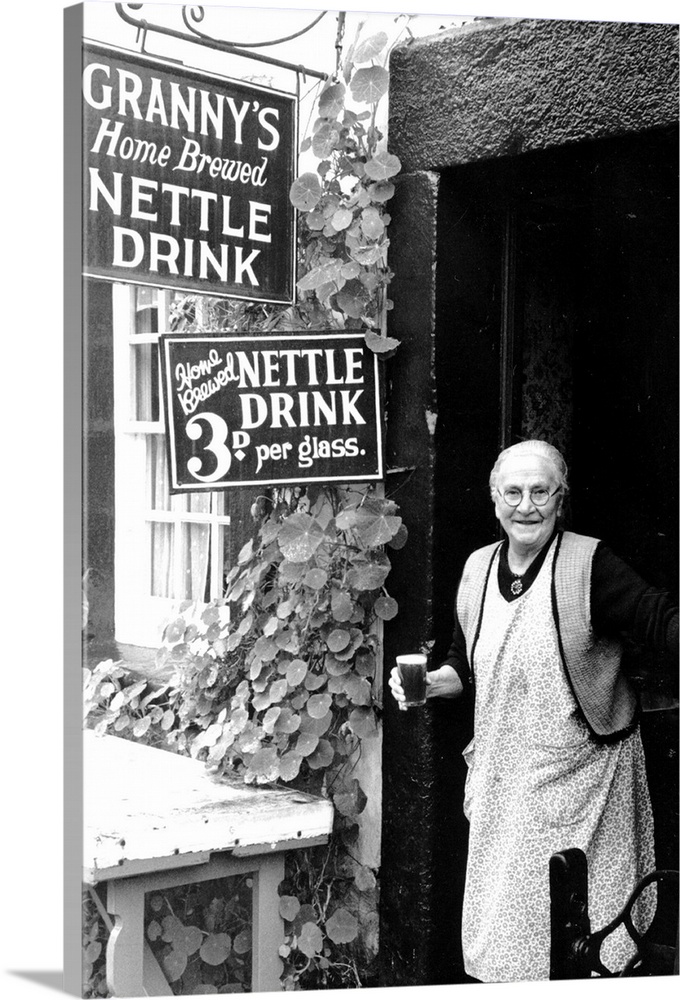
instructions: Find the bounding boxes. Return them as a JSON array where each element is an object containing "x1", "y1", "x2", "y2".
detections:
[{"x1": 498, "y1": 486, "x2": 561, "y2": 508}]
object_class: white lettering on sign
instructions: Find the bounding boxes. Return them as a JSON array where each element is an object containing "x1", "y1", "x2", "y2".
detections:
[
  {"x1": 163, "y1": 336, "x2": 380, "y2": 487},
  {"x1": 173, "y1": 347, "x2": 366, "y2": 416},
  {"x1": 83, "y1": 61, "x2": 281, "y2": 149},
  {"x1": 239, "y1": 390, "x2": 365, "y2": 429},
  {"x1": 186, "y1": 412, "x2": 232, "y2": 482},
  {"x1": 111, "y1": 228, "x2": 261, "y2": 285}
]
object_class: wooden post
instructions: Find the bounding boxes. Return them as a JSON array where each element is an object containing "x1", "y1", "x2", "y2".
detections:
[
  {"x1": 106, "y1": 878, "x2": 147, "y2": 997},
  {"x1": 251, "y1": 854, "x2": 286, "y2": 991}
]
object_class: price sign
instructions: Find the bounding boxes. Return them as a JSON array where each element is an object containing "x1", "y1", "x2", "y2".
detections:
[{"x1": 160, "y1": 333, "x2": 384, "y2": 491}]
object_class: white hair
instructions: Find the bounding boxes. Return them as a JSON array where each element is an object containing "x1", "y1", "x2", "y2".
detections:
[{"x1": 489, "y1": 440, "x2": 569, "y2": 498}]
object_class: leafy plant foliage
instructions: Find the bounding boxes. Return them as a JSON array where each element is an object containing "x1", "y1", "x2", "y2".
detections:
[
  {"x1": 289, "y1": 28, "x2": 401, "y2": 344},
  {"x1": 145, "y1": 875, "x2": 253, "y2": 994},
  {"x1": 155, "y1": 488, "x2": 404, "y2": 793}
]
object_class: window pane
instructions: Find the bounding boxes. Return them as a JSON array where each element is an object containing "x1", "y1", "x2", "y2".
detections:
[
  {"x1": 135, "y1": 287, "x2": 159, "y2": 334},
  {"x1": 183, "y1": 521, "x2": 211, "y2": 601},
  {"x1": 147, "y1": 435, "x2": 170, "y2": 511},
  {"x1": 150, "y1": 521, "x2": 174, "y2": 598},
  {"x1": 131, "y1": 342, "x2": 160, "y2": 422}
]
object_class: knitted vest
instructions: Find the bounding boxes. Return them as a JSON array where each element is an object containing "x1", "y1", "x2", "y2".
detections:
[{"x1": 456, "y1": 531, "x2": 639, "y2": 739}]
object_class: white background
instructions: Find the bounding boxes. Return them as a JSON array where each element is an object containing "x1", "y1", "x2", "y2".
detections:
[{"x1": 1, "y1": 2, "x2": 677, "y2": 998}]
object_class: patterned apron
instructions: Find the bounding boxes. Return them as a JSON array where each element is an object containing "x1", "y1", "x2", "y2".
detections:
[{"x1": 461, "y1": 537, "x2": 656, "y2": 982}]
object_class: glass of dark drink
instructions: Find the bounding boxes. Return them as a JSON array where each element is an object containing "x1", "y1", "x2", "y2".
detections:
[{"x1": 397, "y1": 654, "x2": 428, "y2": 707}]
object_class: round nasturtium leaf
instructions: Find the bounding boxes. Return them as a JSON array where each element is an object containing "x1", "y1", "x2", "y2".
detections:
[
  {"x1": 275, "y1": 708, "x2": 301, "y2": 734},
  {"x1": 368, "y1": 180, "x2": 396, "y2": 203},
  {"x1": 354, "y1": 866, "x2": 377, "y2": 891},
  {"x1": 164, "y1": 618, "x2": 186, "y2": 643},
  {"x1": 307, "y1": 739, "x2": 334, "y2": 770},
  {"x1": 269, "y1": 678, "x2": 289, "y2": 703},
  {"x1": 304, "y1": 672, "x2": 326, "y2": 691},
  {"x1": 290, "y1": 172, "x2": 323, "y2": 211},
  {"x1": 326, "y1": 655, "x2": 351, "y2": 677},
  {"x1": 325, "y1": 907, "x2": 359, "y2": 944},
  {"x1": 312, "y1": 122, "x2": 341, "y2": 159},
  {"x1": 344, "y1": 675, "x2": 372, "y2": 706},
  {"x1": 263, "y1": 707, "x2": 282, "y2": 734},
  {"x1": 162, "y1": 914, "x2": 184, "y2": 942},
  {"x1": 319, "y1": 81, "x2": 346, "y2": 118},
  {"x1": 173, "y1": 925, "x2": 203, "y2": 956},
  {"x1": 348, "y1": 706, "x2": 379, "y2": 739},
  {"x1": 278, "y1": 513, "x2": 325, "y2": 563},
  {"x1": 234, "y1": 929, "x2": 252, "y2": 955},
  {"x1": 354, "y1": 507, "x2": 402, "y2": 548},
  {"x1": 350, "y1": 65, "x2": 389, "y2": 105},
  {"x1": 360, "y1": 208, "x2": 385, "y2": 241},
  {"x1": 387, "y1": 523, "x2": 409, "y2": 550},
  {"x1": 306, "y1": 209, "x2": 326, "y2": 231},
  {"x1": 199, "y1": 932, "x2": 231, "y2": 966},
  {"x1": 331, "y1": 207, "x2": 353, "y2": 232},
  {"x1": 296, "y1": 732, "x2": 319, "y2": 757},
  {"x1": 278, "y1": 750, "x2": 303, "y2": 781},
  {"x1": 304, "y1": 568, "x2": 327, "y2": 591},
  {"x1": 286, "y1": 659, "x2": 308, "y2": 686},
  {"x1": 335, "y1": 281, "x2": 369, "y2": 319},
  {"x1": 279, "y1": 895, "x2": 302, "y2": 922},
  {"x1": 355, "y1": 649, "x2": 375, "y2": 677},
  {"x1": 306, "y1": 693, "x2": 333, "y2": 719},
  {"x1": 249, "y1": 747, "x2": 280, "y2": 781},
  {"x1": 347, "y1": 560, "x2": 390, "y2": 590},
  {"x1": 331, "y1": 591, "x2": 354, "y2": 622},
  {"x1": 353, "y1": 31, "x2": 388, "y2": 64},
  {"x1": 363, "y1": 149, "x2": 402, "y2": 181},
  {"x1": 327, "y1": 629, "x2": 350, "y2": 653},
  {"x1": 162, "y1": 947, "x2": 188, "y2": 982},
  {"x1": 298, "y1": 921, "x2": 324, "y2": 958},
  {"x1": 364, "y1": 331, "x2": 401, "y2": 355},
  {"x1": 374, "y1": 595, "x2": 399, "y2": 620},
  {"x1": 146, "y1": 920, "x2": 162, "y2": 942},
  {"x1": 300, "y1": 709, "x2": 333, "y2": 737}
]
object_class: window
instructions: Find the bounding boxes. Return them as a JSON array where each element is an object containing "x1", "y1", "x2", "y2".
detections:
[{"x1": 113, "y1": 285, "x2": 249, "y2": 649}]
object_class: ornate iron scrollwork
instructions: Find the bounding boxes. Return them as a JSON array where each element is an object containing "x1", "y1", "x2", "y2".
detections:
[
  {"x1": 550, "y1": 847, "x2": 678, "y2": 978},
  {"x1": 114, "y1": 4, "x2": 329, "y2": 79}
]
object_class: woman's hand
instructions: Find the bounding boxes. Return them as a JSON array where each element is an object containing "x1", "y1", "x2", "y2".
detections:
[
  {"x1": 388, "y1": 663, "x2": 463, "y2": 711},
  {"x1": 388, "y1": 665, "x2": 408, "y2": 711}
]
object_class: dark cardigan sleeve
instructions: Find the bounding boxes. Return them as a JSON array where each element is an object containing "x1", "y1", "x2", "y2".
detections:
[
  {"x1": 591, "y1": 544, "x2": 679, "y2": 654},
  {"x1": 437, "y1": 587, "x2": 473, "y2": 694}
]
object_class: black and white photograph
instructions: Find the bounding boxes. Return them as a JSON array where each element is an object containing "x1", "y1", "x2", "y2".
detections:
[{"x1": 2, "y1": 1, "x2": 678, "y2": 998}]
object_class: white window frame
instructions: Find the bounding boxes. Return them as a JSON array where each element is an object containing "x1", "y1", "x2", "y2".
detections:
[{"x1": 113, "y1": 283, "x2": 231, "y2": 648}]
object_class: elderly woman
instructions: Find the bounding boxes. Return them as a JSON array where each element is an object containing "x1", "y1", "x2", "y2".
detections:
[{"x1": 389, "y1": 439, "x2": 678, "y2": 983}]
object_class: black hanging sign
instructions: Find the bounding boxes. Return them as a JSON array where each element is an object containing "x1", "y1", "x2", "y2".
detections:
[
  {"x1": 159, "y1": 333, "x2": 384, "y2": 491},
  {"x1": 82, "y1": 41, "x2": 297, "y2": 303}
]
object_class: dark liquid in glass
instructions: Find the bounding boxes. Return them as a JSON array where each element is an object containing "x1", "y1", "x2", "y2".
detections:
[{"x1": 399, "y1": 660, "x2": 427, "y2": 706}]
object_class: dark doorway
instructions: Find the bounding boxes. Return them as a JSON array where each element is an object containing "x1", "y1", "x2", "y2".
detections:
[{"x1": 430, "y1": 125, "x2": 678, "y2": 981}]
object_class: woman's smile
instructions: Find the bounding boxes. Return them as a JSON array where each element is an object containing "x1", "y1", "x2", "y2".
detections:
[{"x1": 493, "y1": 454, "x2": 563, "y2": 560}]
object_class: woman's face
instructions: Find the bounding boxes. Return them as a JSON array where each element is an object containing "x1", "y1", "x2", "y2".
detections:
[{"x1": 493, "y1": 453, "x2": 563, "y2": 556}]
